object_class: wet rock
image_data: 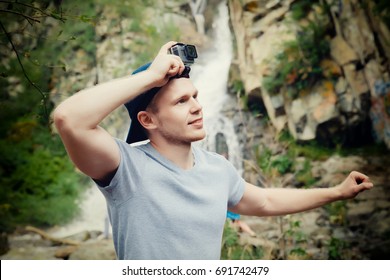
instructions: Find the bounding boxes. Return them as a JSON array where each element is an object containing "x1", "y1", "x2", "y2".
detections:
[
  {"x1": 0, "y1": 231, "x2": 116, "y2": 260},
  {"x1": 68, "y1": 239, "x2": 116, "y2": 260},
  {"x1": 1, "y1": 246, "x2": 60, "y2": 260},
  {"x1": 55, "y1": 245, "x2": 78, "y2": 259}
]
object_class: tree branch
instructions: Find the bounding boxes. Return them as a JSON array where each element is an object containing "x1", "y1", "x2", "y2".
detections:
[
  {"x1": 25, "y1": 226, "x2": 80, "y2": 246},
  {"x1": 0, "y1": 1, "x2": 65, "y2": 23},
  {"x1": 0, "y1": 9, "x2": 41, "y2": 23},
  {"x1": 0, "y1": 19, "x2": 49, "y2": 122}
]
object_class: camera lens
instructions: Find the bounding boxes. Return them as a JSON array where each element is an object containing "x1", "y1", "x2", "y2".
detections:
[{"x1": 185, "y1": 45, "x2": 197, "y2": 58}]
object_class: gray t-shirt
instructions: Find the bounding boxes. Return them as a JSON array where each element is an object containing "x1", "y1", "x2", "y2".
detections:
[{"x1": 97, "y1": 139, "x2": 245, "y2": 260}]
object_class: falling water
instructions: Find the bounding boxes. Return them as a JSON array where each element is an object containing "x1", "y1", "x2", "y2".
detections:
[
  {"x1": 193, "y1": 1, "x2": 242, "y2": 173},
  {"x1": 51, "y1": 1, "x2": 241, "y2": 237}
]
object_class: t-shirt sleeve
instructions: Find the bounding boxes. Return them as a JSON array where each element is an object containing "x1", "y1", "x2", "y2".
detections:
[
  {"x1": 95, "y1": 138, "x2": 146, "y2": 206},
  {"x1": 228, "y1": 178, "x2": 245, "y2": 208},
  {"x1": 223, "y1": 157, "x2": 246, "y2": 208}
]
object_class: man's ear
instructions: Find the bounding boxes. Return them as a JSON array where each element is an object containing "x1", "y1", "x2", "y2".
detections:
[{"x1": 137, "y1": 111, "x2": 157, "y2": 131}]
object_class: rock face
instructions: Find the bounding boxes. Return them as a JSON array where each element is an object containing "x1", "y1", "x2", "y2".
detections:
[{"x1": 228, "y1": 0, "x2": 390, "y2": 149}]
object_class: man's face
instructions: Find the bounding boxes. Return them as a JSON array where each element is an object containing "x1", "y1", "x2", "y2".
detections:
[{"x1": 147, "y1": 78, "x2": 206, "y2": 144}]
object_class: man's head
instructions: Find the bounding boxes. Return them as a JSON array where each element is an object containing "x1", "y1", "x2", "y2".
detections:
[{"x1": 125, "y1": 63, "x2": 204, "y2": 144}]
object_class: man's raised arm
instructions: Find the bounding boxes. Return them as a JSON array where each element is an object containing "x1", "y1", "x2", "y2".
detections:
[{"x1": 53, "y1": 41, "x2": 185, "y2": 182}]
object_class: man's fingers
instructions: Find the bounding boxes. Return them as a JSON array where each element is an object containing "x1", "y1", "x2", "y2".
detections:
[
  {"x1": 166, "y1": 60, "x2": 180, "y2": 75},
  {"x1": 355, "y1": 182, "x2": 374, "y2": 196},
  {"x1": 159, "y1": 41, "x2": 177, "y2": 54},
  {"x1": 360, "y1": 181, "x2": 373, "y2": 189},
  {"x1": 350, "y1": 171, "x2": 370, "y2": 184},
  {"x1": 166, "y1": 56, "x2": 185, "y2": 77}
]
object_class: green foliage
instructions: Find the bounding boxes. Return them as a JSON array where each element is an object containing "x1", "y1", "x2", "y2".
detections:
[
  {"x1": 97, "y1": 0, "x2": 153, "y2": 19},
  {"x1": 284, "y1": 218, "x2": 310, "y2": 259},
  {"x1": 327, "y1": 237, "x2": 348, "y2": 260},
  {"x1": 256, "y1": 142, "x2": 316, "y2": 186},
  {"x1": 369, "y1": 0, "x2": 390, "y2": 30},
  {"x1": 289, "y1": 141, "x2": 334, "y2": 161},
  {"x1": 285, "y1": 220, "x2": 307, "y2": 242},
  {"x1": 294, "y1": 159, "x2": 317, "y2": 188},
  {"x1": 27, "y1": 2, "x2": 98, "y2": 70},
  {"x1": 290, "y1": 0, "x2": 320, "y2": 21},
  {"x1": 221, "y1": 221, "x2": 264, "y2": 260},
  {"x1": 233, "y1": 80, "x2": 245, "y2": 94},
  {"x1": 96, "y1": 0, "x2": 181, "y2": 67},
  {"x1": 337, "y1": 141, "x2": 390, "y2": 158},
  {"x1": 0, "y1": 63, "x2": 87, "y2": 231},
  {"x1": 0, "y1": 1, "x2": 94, "y2": 232},
  {"x1": 256, "y1": 130, "x2": 331, "y2": 188},
  {"x1": 279, "y1": 130, "x2": 335, "y2": 161},
  {"x1": 263, "y1": 2, "x2": 331, "y2": 99},
  {"x1": 324, "y1": 201, "x2": 347, "y2": 226},
  {"x1": 0, "y1": 0, "x2": 183, "y2": 233},
  {"x1": 0, "y1": 117, "x2": 86, "y2": 232},
  {"x1": 270, "y1": 155, "x2": 293, "y2": 175},
  {"x1": 256, "y1": 145, "x2": 273, "y2": 173},
  {"x1": 127, "y1": 18, "x2": 181, "y2": 67},
  {"x1": 256, "y1": 146, "x2": 293, "y2": 176}
]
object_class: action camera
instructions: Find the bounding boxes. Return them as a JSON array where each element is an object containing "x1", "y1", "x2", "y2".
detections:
[{"x1": 168, "y1": 43, "x2": 198, "y2": 65}]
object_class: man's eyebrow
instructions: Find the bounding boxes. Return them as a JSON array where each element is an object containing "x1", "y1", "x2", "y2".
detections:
[
  {"x1": 172, "y1": 90, "x2": 198, "y2": 102},
  {"x1": 172, "y1": 94, "x2": 190, "y2": 103}
]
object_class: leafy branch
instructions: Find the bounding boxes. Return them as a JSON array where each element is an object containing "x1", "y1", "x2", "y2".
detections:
[
  {"x1": 0, "y1": 0, "x2": 67, "y2": 124},
  {"x1": 0, "y1": 9, "x2": 41, "y2": 23},
  {"x1": 0, "y1": 0, "x2": 65, "y2": 23},
  {"x1": 0, "y1": 20, "x2": 50, "y2": 122}
]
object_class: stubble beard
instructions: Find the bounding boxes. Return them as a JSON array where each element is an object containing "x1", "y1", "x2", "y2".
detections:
[{"x1": 160, "y1": 128, "x2": 206, "y2": 146}]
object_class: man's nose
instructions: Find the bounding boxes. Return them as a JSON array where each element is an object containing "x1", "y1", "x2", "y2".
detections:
[{"x1": 190, "y1": 97, "x2": 202, "y2": 113}]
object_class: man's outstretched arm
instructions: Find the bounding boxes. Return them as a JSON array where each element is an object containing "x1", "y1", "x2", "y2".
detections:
[{"x1": 230, "y1": 171, "x2": 373, "y2": 217}]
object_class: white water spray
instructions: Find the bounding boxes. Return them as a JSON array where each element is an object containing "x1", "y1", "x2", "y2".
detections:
[{"x1": 193, "y1": 1, "x2": 242, "y2": 172}]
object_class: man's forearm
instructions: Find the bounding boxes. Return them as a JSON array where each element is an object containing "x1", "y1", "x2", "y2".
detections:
[
  {"x1": 235, "y1": 172, "x2": 372, "y2": 217},
  {"x1": 261, "y1": 187, "x2": 342, "y2": 216},
  {"x1": 54, "y1": 70, "x2": 157, "y2": 131}
]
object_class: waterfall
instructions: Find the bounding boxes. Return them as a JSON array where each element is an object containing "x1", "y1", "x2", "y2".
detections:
[
  {"x1": 193, "y1": 1, "x2": 242, "y2": 173},
  {"x1": 50, "y1": 1, "x2": 241, "y2": 237}
]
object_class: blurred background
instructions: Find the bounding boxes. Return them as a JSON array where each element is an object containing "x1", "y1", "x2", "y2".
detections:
[{"x1": 0, "y1": 0, "x2": 389, "y2": 260}]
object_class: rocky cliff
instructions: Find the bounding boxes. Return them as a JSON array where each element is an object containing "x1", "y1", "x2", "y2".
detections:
[{"x1": 228, "y1": 0, "x2": 390, "y2": 149}]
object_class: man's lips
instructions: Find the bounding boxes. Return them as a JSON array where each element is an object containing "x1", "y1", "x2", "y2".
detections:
[{"x1": 188, "y1": 118, "x2": 203, "y2": 125}]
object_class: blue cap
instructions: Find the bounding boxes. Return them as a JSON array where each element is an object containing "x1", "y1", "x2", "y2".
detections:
[{"x1": 124, "y1": 62, "x2": 190, "y2": 144}]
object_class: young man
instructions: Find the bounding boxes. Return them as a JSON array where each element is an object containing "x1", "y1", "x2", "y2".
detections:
[{"x1": 53, "y1": 41, "x2": 373, "y2": 260}]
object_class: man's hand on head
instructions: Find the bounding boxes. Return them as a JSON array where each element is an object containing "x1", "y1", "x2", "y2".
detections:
[{"x1": 148, "y1": 41, "x2": 186, "y2": 88}]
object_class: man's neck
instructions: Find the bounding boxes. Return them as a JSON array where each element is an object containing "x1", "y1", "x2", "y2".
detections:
[{"x1": 149, "y1": 139, "x2": 194, "y2": 170}]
